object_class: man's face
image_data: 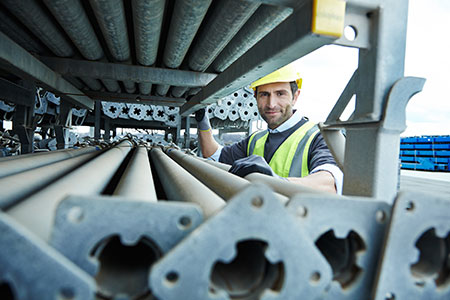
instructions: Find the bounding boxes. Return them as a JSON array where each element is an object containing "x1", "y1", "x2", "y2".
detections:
[{"x1": 255, "y1": 82, "x2": 300, "y2": 129}]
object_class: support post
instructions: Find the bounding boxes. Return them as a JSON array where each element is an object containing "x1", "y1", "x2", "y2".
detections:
[
  {"x1": 104, "y1": 117, "x2": 110, "y2": 141},
  {"x1": 94, "y1": 101, "x2": 101, "y2": 140},
  {"x1": 184, "y1": 117, "x2": 191, "y2": 149}
]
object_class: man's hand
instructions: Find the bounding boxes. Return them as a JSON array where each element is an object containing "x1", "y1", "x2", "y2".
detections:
[
  {"x1": 229, "y1": 155, "x2": 286, "y2": 180},
  {"x1": 195, "y1": 108, "x2": 211, "y2": 131}
]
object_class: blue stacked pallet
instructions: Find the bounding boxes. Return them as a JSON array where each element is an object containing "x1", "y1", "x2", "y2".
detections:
[{"x1": 400, "y1": 135, "x2": 450, "y2": 171}]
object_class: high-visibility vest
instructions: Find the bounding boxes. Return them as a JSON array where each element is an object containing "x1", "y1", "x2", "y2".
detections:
[{"x1": 246, "y1": 121, "x2": 319, "y2": 177}]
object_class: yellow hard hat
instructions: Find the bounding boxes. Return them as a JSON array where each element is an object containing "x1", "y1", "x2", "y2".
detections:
[{"x1": 250, "y1": 63, "x2": 302, "y2": 91}]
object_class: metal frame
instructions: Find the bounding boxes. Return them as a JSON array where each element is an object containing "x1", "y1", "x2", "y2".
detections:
[
  {"x1": 372, "y1": 191, "x2": 450, "y2": 300},
  {"x1": 180, "y1": 0, "x2": 336, "y2": 116},
  {"x1": 149, "y1": 184, "x2": 332, "y2": 299},
  {"x1": 287, "y1": 193, "x2": 391, "y2": 299},
  {"x1": 0, "y1": 32, "x2": 93, "y2": 109},
  {"x1": 0, "y1": 212, "x2": 95, "y2": 300},
  {"x1": 40, "y1": 57, "x2": 217, "y2": 88},
  {"x1": 51, "y1": 195, "x2": 202, "y2": 281}
]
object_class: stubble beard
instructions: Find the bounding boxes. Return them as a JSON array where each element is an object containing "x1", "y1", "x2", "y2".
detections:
[{"x1": 260, "y1": 106, "x2": 293, "y2": 129}]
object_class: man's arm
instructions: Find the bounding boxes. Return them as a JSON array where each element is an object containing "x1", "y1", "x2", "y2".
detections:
[
  {"x1": 195, "y1": 108, "x2": 219, "y2": 158},
  {"x1": 287, "y1": 171, "x2": 337, "y2": 194},
  {"x1": 198, "y1": 129, "x2": 219, "y2": 158}
]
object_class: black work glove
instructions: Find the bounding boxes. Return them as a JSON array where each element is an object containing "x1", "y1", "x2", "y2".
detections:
[{"x1": 228, "y1": 155, "x2": 286, "y2": 179}]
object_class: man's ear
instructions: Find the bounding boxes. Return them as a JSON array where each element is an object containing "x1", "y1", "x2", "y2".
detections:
[{"x1": 292, "y1": 89, "x2": 301, "y2": 106}]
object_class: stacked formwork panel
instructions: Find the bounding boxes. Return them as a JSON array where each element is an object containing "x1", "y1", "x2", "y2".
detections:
[
  {"x1": 0, "y1": 142, "x2": 449, "y2": 299},
  {"x1": 400, "y1": 136, "x2": 450, "y2": 171}
]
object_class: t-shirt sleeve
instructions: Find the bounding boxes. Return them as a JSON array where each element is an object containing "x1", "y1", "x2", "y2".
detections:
[
  {"x1": 219, "y1": 136, "x2": 250, "y2": 165},
  {"x1": 307, "y1": 133, "x2": 338, "y2": 172}
]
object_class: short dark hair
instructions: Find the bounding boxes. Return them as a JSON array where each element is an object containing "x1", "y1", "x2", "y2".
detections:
[{"x1": 255, "y1": 81, "x2": 298, "y2": 99}]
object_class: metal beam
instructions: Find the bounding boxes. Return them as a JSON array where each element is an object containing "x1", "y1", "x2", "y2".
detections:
[
  {"x1": 180, "y1": 0, "x2": 337, "y2": 116},
  {"x1": 0, "y1": 32, "x2": 93, "y2": 110},
  {"x1": 244, "y1": 0, "x2": 306, "y2": 9},
  {"x1": 40, "y1": 57, "x2": 217, "y2": 87},
  {"x1": 84, "y1": 90, "x2": 186, "y2": 107},
  {"x1": 0, "y1": 78, "x2": 34, "y2": 107}
]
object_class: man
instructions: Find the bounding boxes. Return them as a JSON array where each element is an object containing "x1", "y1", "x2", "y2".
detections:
[{"x1": 195, "y1": 63, "x2": 342, "y2": 194}]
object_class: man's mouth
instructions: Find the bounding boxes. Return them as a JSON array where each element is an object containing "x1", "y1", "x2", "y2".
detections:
[{"x1": 265, "y1": 111, "x2": 279, "y2": 115}]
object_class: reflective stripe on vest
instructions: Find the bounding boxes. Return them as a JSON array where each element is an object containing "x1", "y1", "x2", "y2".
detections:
[{"x1": 247, "y1": 122, "x2": 319, "y2": 177}]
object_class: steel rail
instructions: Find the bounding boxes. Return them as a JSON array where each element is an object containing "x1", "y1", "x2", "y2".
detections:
[
  {"x1": 113, "y1": 146, "x2": 157, "y2": 201},
  {"x1": 0, "y1": 147, "x2": 99, "y2": 179},
  {"x1": 5, "y1": 140, "x2": 133, "y2": 241},
  {"x1": 0, "y1": 151, "x2": 99, "y2": 210},
  {"x1": 166, "y1": 149, "x2": 288, "y2": 204},
  {"x1": 149, "y1": 147, "x2": 225, "y2": 218}
]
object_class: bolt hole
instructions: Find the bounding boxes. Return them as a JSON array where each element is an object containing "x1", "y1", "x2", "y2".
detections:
[
  {"x1": 376, "y1": 210, "x2": 386, "y2": 223},
  {"x1": 67, "y1": 206, "x2": 84, "y2": 224},
  {"x1": 344, "y1": 25, "x2": 357, "y2": 41},
  {"x1": 406, "y1": 201, "x2": 415, "y2": 212},
  {"x1": 165, "y1": 271, "x2": 179, "y2": 285},
  {"x1": 251, "y1": 197, "x2": 263, "y2": 208},
  {"x1": 309, "y1": 272, "x2": 321, "y2": 284},
  {"x1": 59, "y1": 287, "x2": 75, "y2": 300},
  {"x1": 178, "y1": 216, "x2": 192, "y2": 229},
  {"x1": 385, "y1": 292, "x2": 396, "y2": 300},
  {"x1": 296, "y1": 205, "x2": 308, "y2": 218},
  {"x1": 234, "y1": 93, "x2": 238, "y2": 97},
  {"x1": 0, "y1": 282, "x2": 15, "y2": 300}
]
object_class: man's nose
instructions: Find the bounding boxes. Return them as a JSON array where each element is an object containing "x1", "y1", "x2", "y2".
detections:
[{"x1": 266, "y1": 94, "x2": 276, "y2": 108}]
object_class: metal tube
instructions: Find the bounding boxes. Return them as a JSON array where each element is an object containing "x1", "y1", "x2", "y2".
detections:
[
  {"x1": 212, "y1": 5, "x2": 292, "y2": 72},
  {"x1": 0, "y1": 151, "x2": 99, "y2": 210},
  {"x1": 0, "y1": 8, "x2": 45, "y2": 54},
  {"x1": 132, "y1": 0, "x2": 165, "y2": 66},
  {"x1": 187, "y1": 0, "x2": 260, "y2": 72},
  {"x1": 150, "y1": 148, "x2": 225, "y2": 218},
  {"x1": 0, "y1": 147, "x2": 99, "y2": 179},
  {"x1": 6, "y1": 140, "x2": 133, "y2": 241},
  {"x1": 2, "y1": 0, "x2": 74, "y2": 57},
  {"x1": 202, "y1": 158, "x2": 326, "y2": 197},
  {"x1": 156, "y1": 0, "x2": 211, "y2": 95},
  {"x1": 43, "y1": 0, "x2": 103, "y2": 60},
  {"x1": 90, "y1": 0, "x2": 136, "y2": 93},
  {"x1": 80, "y1": 77, "x2": 103, "y2": 91},
  {"x1": 113, "y1": 146, "x2": 157, "y2": 201},
  {"x1": 166, "y1": 149, "x2": 288, "y2": 204},
  {"x1": 132, "y1": 0, "x2": 165, "y2": 95}
]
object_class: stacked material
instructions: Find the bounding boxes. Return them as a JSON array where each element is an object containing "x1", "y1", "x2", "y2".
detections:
[
  {"x1": 0, "y1": 140, "x2": 449, "y2": 300},
  {"x1": 400, "y1": 136, "x2": 450, "y2": 171},
  {"x1": 206, "y1": 87, "x2": 261, "y2": 129}
]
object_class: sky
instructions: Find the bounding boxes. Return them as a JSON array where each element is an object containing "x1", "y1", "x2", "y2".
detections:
[{"x1": 292, "y1": 0, "x2": 450, "y2": 137}]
